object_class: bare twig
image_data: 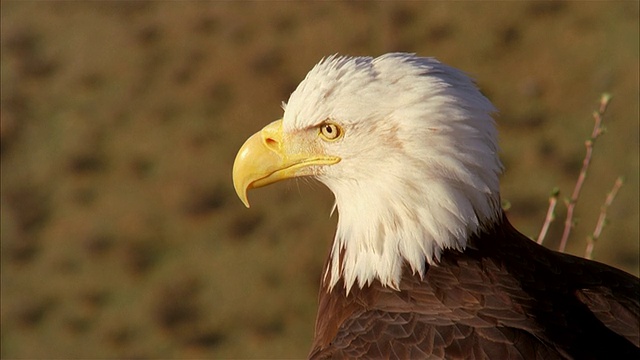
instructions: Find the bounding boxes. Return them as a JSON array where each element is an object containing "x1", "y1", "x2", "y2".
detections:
[
  {"x1": 558, "y1": 93, "x2": 611, "y2": 252},
  {"x1": 585, "y1": 176, "x2": 624, "y2": 259},
  {"x1": 537, "y1": 187, "x2": 560, "y2": 245}
]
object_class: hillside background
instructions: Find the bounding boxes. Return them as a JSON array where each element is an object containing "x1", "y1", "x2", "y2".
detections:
[{"x1": 1, "y1": 1, "x2": 638, "y2": 358}]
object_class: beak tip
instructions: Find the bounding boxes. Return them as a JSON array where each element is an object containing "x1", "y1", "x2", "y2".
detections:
[
  {"x1": 241, "y1": 197, "x2": 251, "y2": 208},
  {"x1": 233, "y1": 183, "x2": 252, "y2": 208}
]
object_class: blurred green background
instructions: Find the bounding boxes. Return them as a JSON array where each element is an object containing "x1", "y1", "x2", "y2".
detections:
[{"x1": 1, "y1": 1, "x2": 638, "y2": 358}]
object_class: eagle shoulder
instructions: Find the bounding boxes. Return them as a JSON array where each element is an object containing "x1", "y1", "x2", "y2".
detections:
[{"x1": 309, "y1": 218, "x2": 640, "y2": 359}]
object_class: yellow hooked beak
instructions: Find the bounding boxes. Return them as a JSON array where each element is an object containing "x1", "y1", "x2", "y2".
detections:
[{"x1": 232, "y1": 119, "x2": 340, "y2": 207}]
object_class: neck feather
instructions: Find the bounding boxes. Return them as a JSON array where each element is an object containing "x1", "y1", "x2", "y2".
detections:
[{"x1": 322, "y1": 173, "x2": 502, "y2": 294}]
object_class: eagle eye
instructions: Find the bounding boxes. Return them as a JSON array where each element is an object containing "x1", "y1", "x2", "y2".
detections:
[{"x1": 319, "y1": 122, "x2": 343, "y2": 141}]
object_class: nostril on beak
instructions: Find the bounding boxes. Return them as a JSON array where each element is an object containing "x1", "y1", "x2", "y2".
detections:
[{"x1": 264, "y1": 137, "x2": 279, "y2": 150}]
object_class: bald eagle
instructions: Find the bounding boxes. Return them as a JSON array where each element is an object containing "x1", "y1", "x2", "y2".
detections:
[{"x1": 232, "y1": 53, "x2": 639, "y2": 359}]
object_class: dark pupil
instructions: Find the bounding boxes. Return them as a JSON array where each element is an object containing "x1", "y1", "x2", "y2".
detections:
[{"x1": 325, "y1": 126, "x2": 333, "y2": 134}]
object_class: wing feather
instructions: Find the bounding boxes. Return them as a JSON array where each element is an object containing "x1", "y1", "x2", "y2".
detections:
[
  {"x1": 576, "y1": 287, "x2": 640, "y2": 346},
  {"x1": 309, "y1": 220, "x2": 640, "y2": 359}
]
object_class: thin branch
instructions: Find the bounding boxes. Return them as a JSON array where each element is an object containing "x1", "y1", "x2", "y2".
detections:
[
  {"x1": 558, "y1": 93, "x2": 611, "y2": 252},
  {"x1": 537, "y1": 187, "x2": 560, "y2": 245},
  {"x1": 585, "y1": 176, "x2": 624, "y2": 259}
]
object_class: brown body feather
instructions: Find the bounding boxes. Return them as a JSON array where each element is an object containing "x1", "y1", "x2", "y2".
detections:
[{"x1": 309, "y1": 215, "x2": 640, "y2": 359}]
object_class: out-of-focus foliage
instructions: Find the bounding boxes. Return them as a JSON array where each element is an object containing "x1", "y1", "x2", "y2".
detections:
[{"x1": 1, "y1": 1, "x2": 638, "y2": 358}]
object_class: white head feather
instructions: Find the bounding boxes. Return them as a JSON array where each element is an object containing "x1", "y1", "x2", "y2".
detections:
[{"x1": 282, "y1": 53, "x2": 503, "y2": 293}]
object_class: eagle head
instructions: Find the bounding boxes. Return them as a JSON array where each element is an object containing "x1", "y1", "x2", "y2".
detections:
[{"x1": 233, "y1": 53, "x2": 503, "y2": 293}]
